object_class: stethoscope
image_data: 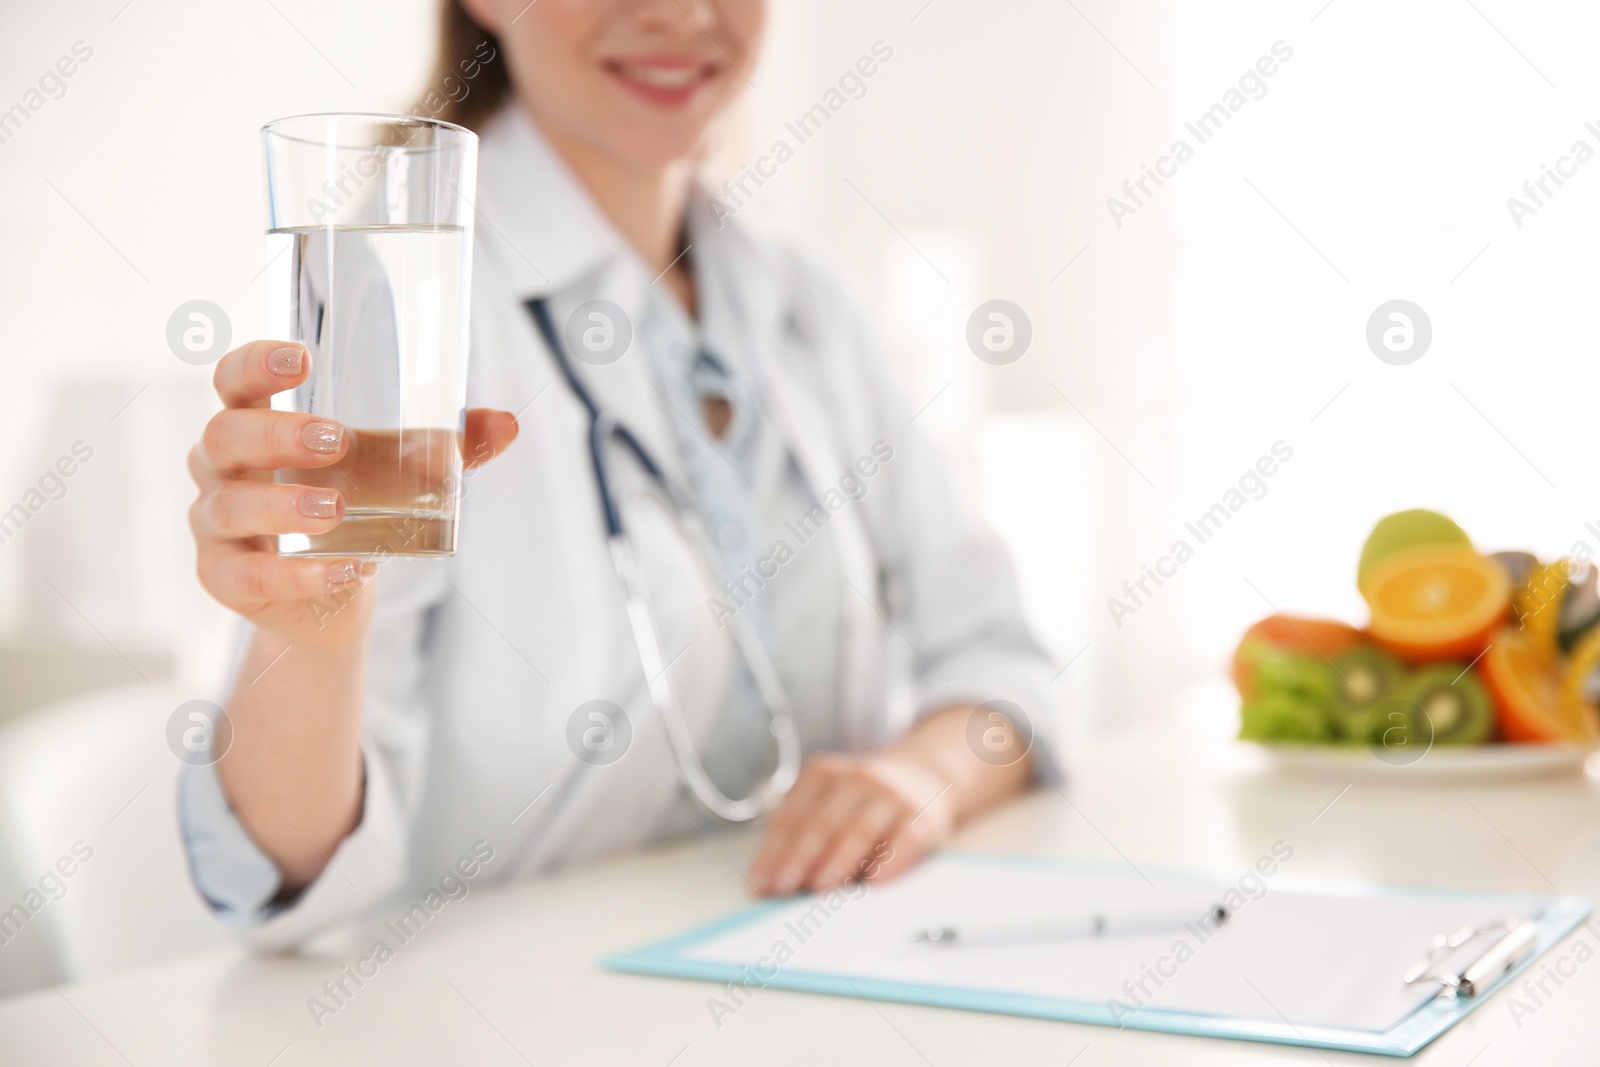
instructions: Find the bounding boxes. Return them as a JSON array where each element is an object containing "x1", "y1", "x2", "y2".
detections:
[{"x1": 525, "y1": 297, "x2": 802, "y2": 823}]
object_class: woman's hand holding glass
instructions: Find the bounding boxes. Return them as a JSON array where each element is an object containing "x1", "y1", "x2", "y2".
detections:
[
  {"x1": 186, "y1": 339, "x2": 517, "y2": 892},
  {"x1": 187, "y1": 339, "x2": 518, "y2": 645}
]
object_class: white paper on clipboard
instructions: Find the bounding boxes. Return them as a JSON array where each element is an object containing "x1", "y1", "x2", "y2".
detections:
[{"x1": 678, "y1": 855, "x2": 1545, "y2": 1033}]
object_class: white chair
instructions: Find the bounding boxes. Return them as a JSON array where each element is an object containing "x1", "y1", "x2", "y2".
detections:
[{"x1": 0, "y1": 684, "x2": 231, "y2": 998}]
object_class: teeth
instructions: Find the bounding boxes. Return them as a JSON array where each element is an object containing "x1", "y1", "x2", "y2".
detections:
[{"x1": 620, "y1": 65, "x2": 702, "y2": 87}]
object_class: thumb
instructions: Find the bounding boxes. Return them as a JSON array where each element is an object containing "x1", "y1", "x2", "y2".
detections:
[{"x1": 462, "y1": 408, "x2": 519, "y2": 469}]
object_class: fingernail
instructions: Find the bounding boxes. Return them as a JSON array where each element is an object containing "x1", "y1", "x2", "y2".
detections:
[
  {"x1": 297, "y1": 489, "x2": 339, "y2": 518},
  {"x1": 268, "y1": 346, "x2": 304, "y2": 376},
  {"x1": 774, "y1": 870, "x2": 799, "y2": 895},
  {"x1": 358, "y1": 561, "x2": 379, "y2": 579},
  {"x1": 301, "y1": 422, "x2": 344, "y2": 453},
  {"x1": 326, "y1": 560, "x2": 360, "y2": 586}
]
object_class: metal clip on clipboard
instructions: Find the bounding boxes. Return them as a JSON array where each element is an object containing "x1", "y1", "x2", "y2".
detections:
[{"x1": 1403, "y1": 916, "x2": 1541, "y2": 998}]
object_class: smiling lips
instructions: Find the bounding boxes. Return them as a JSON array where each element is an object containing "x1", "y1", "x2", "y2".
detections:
[{"x1": 604, "y1": 56, "x2": 722, "y2": 106}]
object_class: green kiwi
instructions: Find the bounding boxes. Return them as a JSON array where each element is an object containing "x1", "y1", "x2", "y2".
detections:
[
  {"x1": 1327, "y1": 646, "x2": 1403, "y2": 743},
  {"x1": 1395, "y1": 665, "x2": 1494, "y2": 745}
]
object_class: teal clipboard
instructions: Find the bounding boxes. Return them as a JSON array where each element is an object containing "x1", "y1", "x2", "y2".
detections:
[{"x1": 602, "y1": 855, "x2": 1593, "y2": 1058}]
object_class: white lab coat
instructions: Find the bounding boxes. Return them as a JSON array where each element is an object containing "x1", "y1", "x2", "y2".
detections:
[{"x1": 229, "y1": 104, "x2": 1058, "y2": 949}]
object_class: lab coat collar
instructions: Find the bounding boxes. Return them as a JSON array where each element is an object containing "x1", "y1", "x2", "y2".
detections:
[
  {"x1": 472, "y1": 100, "x2": 861, "y2": 543},
  {"x1": 475, "y1": 103, "x2": 790, "y2": 356},
  {"x1": 474, "y1": 103, "x2": 630, "y2": 301},
  {"x1": 683, "y1": 192, "x2": 788, "y2": 356}
]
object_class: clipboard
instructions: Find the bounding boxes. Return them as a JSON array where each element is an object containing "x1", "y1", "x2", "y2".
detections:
[{"x1": 602, "y1": 854, "x2": 1593, "y2": 1057}]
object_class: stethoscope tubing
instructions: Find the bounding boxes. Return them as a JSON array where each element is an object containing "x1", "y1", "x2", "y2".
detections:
[{"x1": 524, "y1": 297, "x2": 801, "y2": 823}]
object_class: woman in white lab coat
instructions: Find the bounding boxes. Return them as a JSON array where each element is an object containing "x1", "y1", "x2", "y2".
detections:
[{"x1": 182, "y1": 0, "x2": 1057, "y2": 948}]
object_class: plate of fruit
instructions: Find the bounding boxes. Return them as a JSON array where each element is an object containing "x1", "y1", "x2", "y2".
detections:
[{"x1": 1235, "y1": 509, "x2": 1600, "y2": 780}]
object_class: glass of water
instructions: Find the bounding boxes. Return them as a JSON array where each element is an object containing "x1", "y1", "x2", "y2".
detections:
[{"x1": 262, "y1": 113, "x2": 477, "y2": 557}]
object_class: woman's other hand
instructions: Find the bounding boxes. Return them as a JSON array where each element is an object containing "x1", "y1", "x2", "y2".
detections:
[{"x1": 747, "y1": 704, "x2": 1033, "y2": 896}]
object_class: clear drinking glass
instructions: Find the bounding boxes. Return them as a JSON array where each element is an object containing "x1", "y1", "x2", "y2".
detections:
[{"x1": 262, "y1": 113, "x2": 477, "y2": 557}]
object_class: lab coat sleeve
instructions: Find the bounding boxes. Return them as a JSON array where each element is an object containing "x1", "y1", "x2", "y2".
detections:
[
  {"x1": 883, "y1": 417, "x2": 1064, "y2": 782},
  {"x1": 781, "y1": 250, "x2": 1063, "y2": 781},
  {"x1": 176, "y1": 559, "x2": 446, "y2": 948}
]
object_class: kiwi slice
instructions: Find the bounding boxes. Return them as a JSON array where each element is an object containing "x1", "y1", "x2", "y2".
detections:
[
  {"x1": 1394, "y1": 665, "x2": 1494, "y2": 745},
  {"x1": 1327, "y1": 646, "x2": 1403, "y2": 743}
]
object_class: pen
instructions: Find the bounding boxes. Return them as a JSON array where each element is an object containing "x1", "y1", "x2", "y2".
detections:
[{"x1": 909, "y1": 905, "x2": 1229, "y2": 946}]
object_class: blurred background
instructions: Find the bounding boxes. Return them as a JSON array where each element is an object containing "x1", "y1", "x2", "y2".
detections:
[{"x1": 2, "y1": 0, "x2": 1598, "y2": 994}]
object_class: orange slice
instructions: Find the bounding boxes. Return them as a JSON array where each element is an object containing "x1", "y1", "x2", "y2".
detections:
[
  {"x1": 1363, "y1": 546, "x2": 1511, "y2": 662},
  {"x1": 1483, "y1": 628, "x2": 1598, "y2": 743},
  {"x1": 1514, "y1": 560, "x2": 1569, "y2": 655},
  {"x1": 1566, "y1": 625, "x2": 1600, "y2": 717}
]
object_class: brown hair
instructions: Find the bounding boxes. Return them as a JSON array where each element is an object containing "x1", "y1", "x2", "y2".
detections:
[{"x1": 416, "y1": 1, "x2": 511, "y2": 131}]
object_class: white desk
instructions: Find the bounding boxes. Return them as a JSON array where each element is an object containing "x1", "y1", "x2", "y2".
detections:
[{"x1": 5, "y1": 722, "x2": 1600, "y2": 1065}]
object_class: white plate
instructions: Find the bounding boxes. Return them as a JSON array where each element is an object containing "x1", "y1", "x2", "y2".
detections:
[{"x1": 1246, "y1": 741, "x2": 1596, "y2": 782}]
